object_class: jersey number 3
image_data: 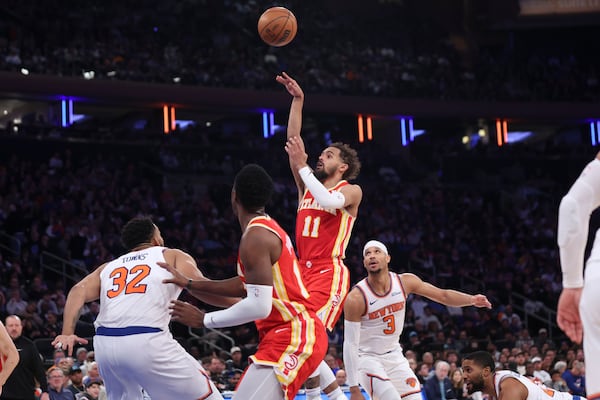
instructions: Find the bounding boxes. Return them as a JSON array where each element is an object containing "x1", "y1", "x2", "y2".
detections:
[
  {"x1": 106, "y1": 265, "x2": 151, "y2": 298},
  {"x1": 383, "y1": 315, "x2": 396, "y2": 335},
  {"x1": 301, "y1": 216, "x2": 321, "y2": 238}
]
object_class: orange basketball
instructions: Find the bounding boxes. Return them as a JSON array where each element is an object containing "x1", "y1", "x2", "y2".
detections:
[{"x1": 257, "y1": 7, "x2": 297, "y2": 47}]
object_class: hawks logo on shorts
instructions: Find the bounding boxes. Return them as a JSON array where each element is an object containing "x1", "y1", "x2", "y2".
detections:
[
  {"x1": 283, "y1": 354, "x2": 299, "y2": 375},
  {"x1": 331, "y1": 294, "x2": 341, "y2": 307},
  {"x1": 406, "y1": 377, "x2": 418, "y2": 388}
]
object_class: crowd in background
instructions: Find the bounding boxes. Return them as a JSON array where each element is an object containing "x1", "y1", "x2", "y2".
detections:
[
  {"x1": 0, "y1": 0, "x2": 599, "y2": 102},
  {"x1": 0, "y1": 122, "x2": 592, "y2": 396}
]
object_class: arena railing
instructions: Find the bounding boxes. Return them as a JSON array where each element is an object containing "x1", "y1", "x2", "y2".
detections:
[{"x1": 40, "y1": 251, "x2": 89, "y2": 290}]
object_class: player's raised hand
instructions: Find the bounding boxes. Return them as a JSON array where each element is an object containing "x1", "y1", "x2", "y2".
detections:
[
  {"x1": 276, "y1": 72, "x2": 304, "y2": 99},
  {"x1": 557, "y1": 287, "x2": 583, "y2": 344},
  {"x1": 472, "y1": 294, "x2": 492, "y2": 309},
  {"x1": 169, "y1": 300, "x2": 205, "y2": 328}
]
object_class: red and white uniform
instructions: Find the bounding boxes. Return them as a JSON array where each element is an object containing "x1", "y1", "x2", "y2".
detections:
[
  {"x1": 296, "y1": 180, "x2": 354, "y2": 330},
  {"x1": 238, "y1": 215, "x2": 328, "y2": 400},
  {"x1": 95, "y1": 246, "x2": 221, "y2": 400},
  {"x1": 354, "y1": 273, "x2": 422, "y2": 399},
  {"x1": 494, "y1": 371, "x2": 586, "y2": 400}
]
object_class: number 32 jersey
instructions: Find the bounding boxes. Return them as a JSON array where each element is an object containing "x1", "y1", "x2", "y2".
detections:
[
  {"x1": 95, "y1": 246, "x2": 181, "y2": 330},
  {"x1": 355, "y1": 272, "x2": 407, "y2": 355}
]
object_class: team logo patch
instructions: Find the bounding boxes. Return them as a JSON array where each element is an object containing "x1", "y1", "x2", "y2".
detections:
[
  {"x1": 406, "y1": 377, "x2": 418, "y2": 388},
  {"x1": 283, "y1": 354, "x2": 299, "y2": 375},
  {"x1": 332, "y1": 294, "x2": 341, "y2": 307}
]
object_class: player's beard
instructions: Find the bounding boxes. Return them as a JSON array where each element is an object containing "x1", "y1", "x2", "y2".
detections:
[
  {"x1": 466, "y1": 374, "x2": 484, "y2": 394},
  {"x1": 314, "y1": 167, "x2": 330, "y2": 181}
]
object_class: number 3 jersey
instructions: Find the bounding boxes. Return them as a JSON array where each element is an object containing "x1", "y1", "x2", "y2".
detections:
[
  {"x1": 95, "y1": 246, "x2": 181, "y2": 330},
  {"x1": 355, "y1": 272, "x2": 407, "y2": 355},
  {"x1": 296, "y1": 180, "x2": 354, "y2": 260}
]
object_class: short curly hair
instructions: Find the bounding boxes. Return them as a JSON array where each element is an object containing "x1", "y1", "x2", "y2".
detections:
[
  {"x1": 330, "y1": 142, "x2": 361, "y2": 180},
  {"x1": 233, "y1": 164, "x2": 274, "y2": 212},
  {"x1": 120, "y1": 216, "x2": 155, "y2": 251}
]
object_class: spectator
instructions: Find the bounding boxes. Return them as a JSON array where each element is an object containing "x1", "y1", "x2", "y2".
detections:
[
  {"x1": 66, "y1": 366, "x2": 84, "y2": 397},
  {"x1": 75, "y1": 378, "x2": 102, "y2": 400},
  {"x1": 46, "y1": 367, "x2": 74, "y2": 400},
  {"x1": 223, "y1": 369, "x2": 242, "y2": 392},
  {"x1": 227, "y1": 347, "x2": 247, "y2": 371},
  {"x1": 450, "y1": 368, "x2": 468, "y2": 400},
  {"x1": 550, "y1": 369, "x2": 569, "y2": 392},
  {"x1": 416, "y1": 363, "x2": 430, "y2": 385},
  {"x1": 5, "y1": 290, "x2": 27, "y2": 317},
  {"x1": 335, "y1": 369, "x2": 347, "y2": 388},
  {"x1": 424, "y1": 361, "x2": 456, "y2": 400},
  {"x1": 531, "y1": 356, "x2": 552, "y2": 386},
  {"x1": 2, "y1": 315, "x2": 49, "y2": 400},
  {"x1": 562, "y1": 361, "x2": 586, "y2": 397}
]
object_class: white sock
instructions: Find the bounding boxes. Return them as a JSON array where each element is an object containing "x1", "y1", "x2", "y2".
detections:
[
  {"x1": 326, "y1": 386, "x2": 345, "y2": 399},
  {"x1": 305, "y1": 387, "x2": 321, "y2": 400}
]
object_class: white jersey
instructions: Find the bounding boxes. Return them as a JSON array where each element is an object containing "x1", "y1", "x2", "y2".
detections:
[
  {"x1": 95, "y1": 246, "x2": 181, "y2": 330},
  {"x1": 355, "y1": 272, "x2": 407, "y2": 355},
  {"x1": 494, "y1": 371, "x2": 585, "y2": 400}
]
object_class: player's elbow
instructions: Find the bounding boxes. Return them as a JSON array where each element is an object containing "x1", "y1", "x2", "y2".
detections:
[{"x1": 557, "y1": 195, "x2": 581, "y2": 247}]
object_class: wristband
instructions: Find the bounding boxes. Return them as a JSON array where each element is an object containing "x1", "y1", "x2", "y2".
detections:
[{"x1": 187, "y1": 279, "x2": 193, "y2": 290}]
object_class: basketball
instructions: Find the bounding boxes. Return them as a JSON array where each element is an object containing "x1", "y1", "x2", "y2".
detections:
[{"x1": 257, "y1": 7, "x2": 297, "y2": 47}]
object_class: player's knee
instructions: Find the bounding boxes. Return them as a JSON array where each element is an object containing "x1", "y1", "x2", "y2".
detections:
[
  {"x1": 377, "y1": 385, "x2": 402, "y2": 400},
  {"x1": 306, "y1": 376, "x2": 320, "y2": 389}
]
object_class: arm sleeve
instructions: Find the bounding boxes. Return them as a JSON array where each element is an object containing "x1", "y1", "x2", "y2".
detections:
[
  {"x1": 343, "y1": 320, "x2": 361, "y2": 388},
  {"x1": 298, "y1": 166, "x2": 346, "y2": 209},
  {"x1": 203, "y1": 284, "x2": 272, "y2": 329},
  {"x1": 558, "y1": 159, "x2": 600, "y2": 288}
]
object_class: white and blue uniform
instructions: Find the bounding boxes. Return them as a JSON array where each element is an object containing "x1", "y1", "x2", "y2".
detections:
[
  {"x1": 354, "y1": 273, "x2": 422, "y2": 400},
  {"x1": 94, "y1": 246, "x2": 222, "y2": 400},
  {"x1": 494, "y1": 370, "x2": 586, "y2": 400}
]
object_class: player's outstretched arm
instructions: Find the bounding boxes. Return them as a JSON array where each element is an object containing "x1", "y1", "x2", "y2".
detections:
[
  {"x1": 401, "y1": 273, "x2": 492, "y2": 308},
  {"x1": 277, "y1": 72, "x2": 307, "y2": 195},
  {"x1": 557, "y1": 287, "x2": 583, "y2": 343},
  {"x1": 276, "y1": 72, "x2": 304, "y2": 142},
  {"x1": 200, "y1": 227, "x2": 275, "y2": 330},
  {"x1": 53, "y1": 266, "x2": 103, "y2": 355},
  {"x1": 558, "y1": 151, "x2": 600, "y2": 289},
  {"x1": 159, "y1": 249, "x2": 243, "y2": 307}
]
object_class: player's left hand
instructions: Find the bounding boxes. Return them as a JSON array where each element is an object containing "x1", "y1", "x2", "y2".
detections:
[
  {"x1": 557, "y1": 287, "x2": 583, "y2": 344},
  {"x1": 285, "y1": 136, "x2": 308, "y2": 171},
  {"x1": 158, "y1": 261, "x2": 189, "y2": 288},
  {"x1": 51, "y1": 334, "x2": 88, "y2": 357},
  {"x1": 472, "y1": 294, "x2": 492, "y2": 309},
  {"x1": 169, "y1": 300, "x2": 205, "y2": 328}
]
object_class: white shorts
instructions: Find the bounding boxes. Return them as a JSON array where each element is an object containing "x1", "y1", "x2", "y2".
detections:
[
  {"x1": 233, "y1": 363, "x2": 284, "y2": 400},
  {"x1": 582, "y1": 259, "x2": 600, "y2": 398},
  {"x1": 358, "y1": 348, "x2": 422, "y2": 399},
  {"x1": 94, "y1": 329, "x2": 222, "y2": 400}
]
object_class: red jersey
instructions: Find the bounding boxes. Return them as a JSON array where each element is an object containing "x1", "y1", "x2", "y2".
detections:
[
  {"x1": 295, "y1": 180, "x2": 355, "y2": 260},
  {"x1": 236, "y1": 215, "x2": 327, "y2": 399},
  {"x1": 237, "y1": 215, "x2": 313, "y2": 333}
]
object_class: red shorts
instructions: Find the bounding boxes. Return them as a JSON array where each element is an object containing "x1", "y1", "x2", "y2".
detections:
[
  {"x1": 250, "y1": 312, "x2": 327, "y2": 400},
  {"x1": 300, "y1": 258, "x2": 350, "y2": 331}
]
